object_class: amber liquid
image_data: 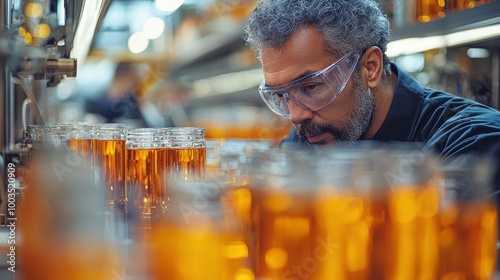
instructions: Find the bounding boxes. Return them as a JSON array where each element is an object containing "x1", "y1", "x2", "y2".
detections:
[
  {"x1": 251, "y1": 186, "x2": 383, "y2": 280},
  {"x1": 417, "y1": 0, "x2": 445, "y2": 22},
  {"x1": 126, "y1": 148, "x2": 168, "y2": 218},
  {"x1": 67, "y1": 138, "x2": 93, "y2": 158},
  {"x1": 199, "y1": 119, "x2": 291, "y2": 147},
  {"x1": 222, "y1": 186, "x2": 253, "y2": 233},
  {"x1": 437, "y1": 201, "x2": 497, "y2": 280},
  {"x1": 377, "y1": 185, "x2": 440, "y2": 280},
  {"x1": 250, "y1": 183, "x2": 445, "y2": 280},
  {"x1": 19, "y1": 150, "x2": 121, "y2": 280},
  {"x1": 313, "y1": 190, "x2": 383, "y2": 280},
  {"x1": 250, "y1": 186, "x2": 318, "y2": 279},
  {"x1": 94, "y1": 139, "x2": 126, "y2": 205},
  {"x1": 221, "y1": 185, "x2": 253, "y2": 270},
  {"x1": 166, "y1": 147, "x2": 206, "y2": 181},
  {"x1": 20, "y1": 242, "x2": 119, "y2": 280},
  {"x1": 147, "y1": 218, "x2": 250, "y2": 280},
  {"x1": 448, "y1": 0, "x2": 492, "y2": 11},
  {"x1": 67, "y1": 139, "x2": 93, "y2": 170}
]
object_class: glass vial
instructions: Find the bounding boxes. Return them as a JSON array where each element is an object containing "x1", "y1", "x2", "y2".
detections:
[
  {"x1": 126, "y1": 128, "x2": 169, "y2": 220},
  {"x1": 166, "y1": 127, "x2": 206, "y2": 182}
]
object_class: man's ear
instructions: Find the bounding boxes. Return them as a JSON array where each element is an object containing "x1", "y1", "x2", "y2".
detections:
[{"x1": 360, "y1": 46, "x2": 384, "y2": 88}]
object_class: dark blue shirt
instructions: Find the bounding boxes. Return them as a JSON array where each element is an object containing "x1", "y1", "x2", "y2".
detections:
[
  {"x1": 281, "y1": 63, "x2": 500, "y2": 185},
  {"x1": 374, "y1": 63, "x2": 500, "y2": 160}
]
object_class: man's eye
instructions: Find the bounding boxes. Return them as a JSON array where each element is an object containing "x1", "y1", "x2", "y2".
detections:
[
  {"x1": 301, "y1": 83, "x2": 321, "y2": 93},
  {"x1": 274, "y1": 91, "x2": 285, "y2": 98}
]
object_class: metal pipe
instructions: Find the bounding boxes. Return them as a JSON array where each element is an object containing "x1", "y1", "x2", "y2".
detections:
[
  {"x1": 0, "y1": 65, "x2": 6, "y2": 155},
  {"x1": 1, "y1": 0, "x2": 14, "y2": 152},
  {"x1": 0, "y1": 0, "x2": 12, "y2": 29},
  {"x1": 12, "y1": 76, "x2": 44, "y2": 125},
  {"x1": 492, "y1": 49, "x2": 499, "y2": 110},
  {"x1": 46, "y1": 58, "x2": 77, "y2": 77},
  {"x1": 0, "y1": 0, "x2": 12, "y2": 155},
  {"x1": 0, "y1": 0, "x2": 13, "y2": 226},
  {"x1": 0, "y1": 62, "x2": 7, "y2": 225}
]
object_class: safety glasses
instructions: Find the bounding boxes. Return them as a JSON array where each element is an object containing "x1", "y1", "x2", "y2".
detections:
[{"x1": 259, "y1": 51, "x2": 360, "y2": 117}]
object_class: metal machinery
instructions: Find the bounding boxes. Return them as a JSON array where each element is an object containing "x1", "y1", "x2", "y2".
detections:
[{"x1": 0, "y1": 0, "x2": 111, "y2": 225}]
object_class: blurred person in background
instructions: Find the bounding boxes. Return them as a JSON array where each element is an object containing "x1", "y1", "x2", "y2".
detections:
[
  {"x1": 243, "y1": 0, "x2": 500, "y2": 185},
  {"x1": 85, "y1": 62, "x2": 147, "y2": 127}
]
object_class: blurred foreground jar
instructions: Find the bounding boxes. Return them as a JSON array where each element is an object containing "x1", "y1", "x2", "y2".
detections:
[
  {"x1": 370, "y1": 147, "x2": 441, "y2": 280},
  {"x1": 145, "y1": 179, "x2": 252, "y2": 280},
  {"x1": 126, "y1": 128, "x2": 169, "y2": 220},
  {"x1": 18, "y1": 150, "x2": 121, "y2": 280},
  {"x1": 207, "y1": 140, "x2": 272, "y2": 275},
  {"x1": 312, "y1": 149, "x2": 395, "y2": 280},
  {"x1": 435, "y1": 156, "x2": 498, "y2": 280},
  {"x1": 246, "y1": 148, "x2": 400, "y2": 280},
  {"x1": 245, "y1": 149, "x2": 327, "y2": 279},
  {"x1": 166, "y1": 127, "x2": 206, "y2": 182}
]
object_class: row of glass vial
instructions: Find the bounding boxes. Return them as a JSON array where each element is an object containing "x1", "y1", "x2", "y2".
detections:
[
  {"x1": 418, "y1": 0, "x2": 493, "y2": 22},
  {"x1": 383, "y1": 0, "x2": 495, "y2": 26},
  {"x1": 25, "y1": 123, "x2": 206, "y2": 220}
]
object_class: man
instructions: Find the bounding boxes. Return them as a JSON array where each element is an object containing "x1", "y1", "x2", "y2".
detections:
[
  {"x1": 84, "y1": 62, "x2": 146, "y2": 127},
  {"x1": 243, "y1": 0, "x2": 500, "y2": 179}
]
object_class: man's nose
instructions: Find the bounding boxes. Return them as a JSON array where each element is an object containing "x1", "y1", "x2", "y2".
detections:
[{"x1": 288, "y1": 99, "x2": 314, "y2": 125}]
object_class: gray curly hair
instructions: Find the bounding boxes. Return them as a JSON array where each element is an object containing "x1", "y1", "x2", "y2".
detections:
[{"x1": 243, "y1": 0, "x2": 392, "y2": 76}]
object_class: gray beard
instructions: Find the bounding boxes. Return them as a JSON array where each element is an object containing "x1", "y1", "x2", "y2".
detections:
[{"x1": 297, "y1": 72, "x2": 374, "y2": 148}]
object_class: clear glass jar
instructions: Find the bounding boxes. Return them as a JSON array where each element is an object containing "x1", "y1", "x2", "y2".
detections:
[
  {"x1": 19, "y1": 149, "x2": 121, "y2": 280},
  {"x1": 94, "y1": 123, "x2": 128, "y2": 141},
  {"x1": 64, "y1": 123, "x2": 95, "y2": 159},
  {"x1": 166, "y1": 127, "x2": 206, "y2": 182},
  {"x1": 126, "y1": 128, "x2": 169, "y2": 220},
  {"x1": 434, "y1": 155, "x2": 498, "y2": 279},
  {"x1": 167, "y1": 127, "x2": 205, "y2": 148},
  {"x1": 93, "y1": 123, "x2": 128, "y2": 209},
  {"x1": 27, "y1": 124, "x2": 67, "y2": 151}
]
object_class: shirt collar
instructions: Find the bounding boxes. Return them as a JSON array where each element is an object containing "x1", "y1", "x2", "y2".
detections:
[{"x1": 372, "y1": 63, "x2": 423, "y2": 141}]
